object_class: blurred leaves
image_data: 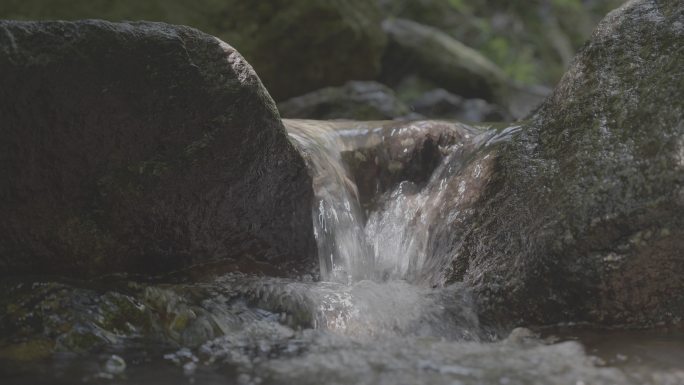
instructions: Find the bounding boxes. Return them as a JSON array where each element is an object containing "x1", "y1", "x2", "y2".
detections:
[
  {"x1": 0, "y1": 0, "x2": 625, "y2": 92},
  {"x1": 400, "y1": 0, "x2": 625, "y2": 85}
]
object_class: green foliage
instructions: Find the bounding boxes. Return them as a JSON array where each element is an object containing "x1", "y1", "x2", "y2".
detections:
[
  {"x1": 447, "y1": 0, "x2": 468, "y2": 12},
  {"x1": 0, "y1": 0, "x2": 625, "y2": 91},
  {"x1": 385, "y1": 0, "x2": 624, "y2": 86},
  {"x1": 482, "y1": 37, "x2": 536, "y2": 84},
  {"x1": 550, "y1": 0, "x2": 583, "y2": 11}
]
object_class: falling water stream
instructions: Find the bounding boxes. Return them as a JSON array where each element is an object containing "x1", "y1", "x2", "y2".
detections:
[
  {"x1": 0, "y1": 120, "x2": 682, "y2": 385},
  {"x1": 285, "y1": 118, "x2": 500, "y2": 285}
]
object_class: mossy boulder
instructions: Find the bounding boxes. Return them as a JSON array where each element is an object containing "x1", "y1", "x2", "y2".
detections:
[
  {"x1": 0, "y1": 0, "x2": 387, "y2": 101},
  {"x1": 425, "y1": 0, "x2": 683, "y2": 327},
  {"x1": 0, "y1": 20, "x2": 316, "y2": 278}
]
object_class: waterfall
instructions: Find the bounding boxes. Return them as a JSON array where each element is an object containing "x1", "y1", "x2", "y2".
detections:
[
  {"x1": 285, "y1": 119, "x2": 502, "y2": 284},
  {"x1": 286, "y1": 120, "x2": 374, "y2": 283}
]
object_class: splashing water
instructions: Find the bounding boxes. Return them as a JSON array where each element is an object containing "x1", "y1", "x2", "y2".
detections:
[
  {"x1": 285, "y1": 119, "x2": 510, "y2": 284},
  {"x1": 286, "y1": 120, "x2": 374, "y2": 283}
]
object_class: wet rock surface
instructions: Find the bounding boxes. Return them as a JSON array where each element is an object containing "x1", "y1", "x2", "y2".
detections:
[
  {"x1": 408, "y1": 89, "x2": 510, "y2": 122},
  {"x1": 429, "y1": 0, "x2": 684, "y2": 327},
  {"x1": 4, "y1": 275, "x2": 682, "y2": 385},
  {"x1": 278, "y1": 81, "x2": 419, "y2": 121},
  {"x1": 0, "y1": 20, "x2": 316, "y2": 278},
  {"x1": 328, "y1": 120, "x2": 480, "y2": 212},
  {"x1": 283, "y1": 0, "x2": 684, "y2": 328},
  {"x1": 279, "y1": 81, "x2": 516, "y2": 123},
  {"x1": 0, "y1": 2, "x2": 682, "y2": 384}
]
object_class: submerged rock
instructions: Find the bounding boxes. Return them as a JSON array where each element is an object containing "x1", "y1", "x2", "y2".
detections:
[
  {"x1": 340, "y1": 121, "x2": 480, "y2": 212},
  {"x1": 3, "y1": 275, "x2": 661, "y2": 385},
  {"x1": 284, "y1": 119, "x2": 480, "y2": 212},
  {"x1": 278, "y1": 81, "x2": 419, "y2": 121},
  {"x1": 427, "y1": 0, "x2": 684, "y2": 327},
  {"x1": 0, "y1": 21, "x2": 316, "y2": 278}
]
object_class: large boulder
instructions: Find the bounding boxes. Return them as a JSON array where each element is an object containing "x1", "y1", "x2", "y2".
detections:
[
  {"x1": 0, "y1": 0, "x2": 388, "y2": 101},
  {"x1": 0, "y1": 21, "x2": 316, "y2": 278},
  {"x1": 422, "y1": 0, "x2": 683, "y2": 327}
]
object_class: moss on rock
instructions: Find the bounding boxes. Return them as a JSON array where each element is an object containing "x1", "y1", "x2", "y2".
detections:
[{"x1": 432, "y1": 0, "x2": 684, "y2": 328}]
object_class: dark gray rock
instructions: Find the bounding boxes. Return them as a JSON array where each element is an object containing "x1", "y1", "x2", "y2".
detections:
[
  {"x1": 394, "y1": 75, "x2": 548, "y2": 121},
  {"x1": 424, "y1": 0, "x2": 683, "y2": 328},
  {"x1": 0, "y1": 20, "x2": 316, "y2": 278},
  {"x1": 278, "y1": 81, "x2": 420, "y2": 121},
  {"x1": 409, "y1": 89, "x2": 510, "y2": 122}
]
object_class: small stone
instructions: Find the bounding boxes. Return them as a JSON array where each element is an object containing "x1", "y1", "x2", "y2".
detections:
[
  {"x1": 183, "y1": 361, "x2": 197, "y2": 376},
  {"x1": 104, "y1": 354, "x2": 126, "y2": 375}
]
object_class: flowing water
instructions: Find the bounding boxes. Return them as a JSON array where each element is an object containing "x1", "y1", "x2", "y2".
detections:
[
  {"x1": 1, "y1": 119, "x2": 682, "y2": 385},
  {"x1": 285, "y1": 119, "x2": 509, "y2": 285}
]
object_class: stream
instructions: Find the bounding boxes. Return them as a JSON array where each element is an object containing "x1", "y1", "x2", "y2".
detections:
[{"x1": 0, "y1": 119, "x2": 682, "y2": 385}]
